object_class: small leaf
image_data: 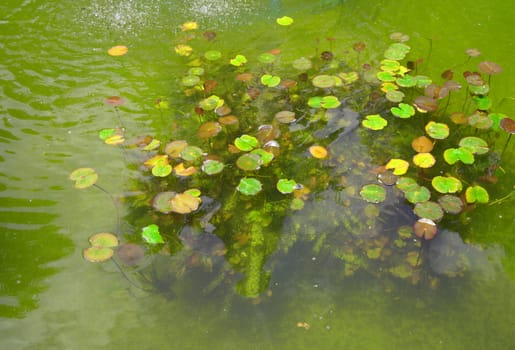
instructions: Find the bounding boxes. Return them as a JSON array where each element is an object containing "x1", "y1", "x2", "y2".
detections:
[
  {"x1": 276, "y1": 16, "x2": 294, "y2": 26},
  {"x1": 385, "y1": 158, "x2": 409, "y2": 175},
  {"x1": 89, "y1": 232, "x2": 119, "y2": 248},
  {"x1": 234, "y1": 134, "x2": 259, "y2": 151},
  {"x1": 309, "y1": 145, "x2": 328, "y2": 159},
  {"x1": 438, "y1": 195, "x2": 464, "y2": 214},
  {"x1": 237, "y1": 178, "x2": 262, "y2": 196},
  {"x1": 312, "y1": 75, "x2": 336, "y2": 88},
  {"x1": 83, "y1": 247, "x2": 114, "y2": 262},
  {"x1": 205, "y1": 50, "x2": 222, "y2": 61},
  {"x1": 458, "y1": 136, "x2": 489, "y2": 155},
  {"x1": 443, "y1": 148, "x2": 474, "y2": 165},
  {"x1": 414, "y1": 201, "x2": 444, "y2": 221},
  {"x1": 230, "y1": 54, "x2": 247, "y2": 66},
  {"x1": 413, "y1": 153, "x2": 436, "y2": 168},
  {"x1": 277, "y1": 179, "x2": 301, "y2": 194},
  {"x1": 405, "y1": 185, "x2": 431, "y2": 204},
  {"x1": 292, "y1": 57, "x2": 312, "y2": 70},
  {"x1": 362, "y1": 114, "x2": 388, "y2": 130},
  {"x1": 69, "y1": 168, "x2": 98, "y2": 189},
  {"x1": 465, "y1": 186, "x2": 489, "y2": 204},
  {"x1": 170, "y1": 192, "x2": 201, "y2": 213},
  {"x1": 201, "y1": 159, "x2": 224, "y2": 175},
  {"x1": 432, "y1": 176, "x2": 462, "y2": 194},
  {"x1": 174, "y1": 44, "x2": 193, "y2": 56},
  {"x1": 108, "y1": 45, "x2": 128, "y2": 56},
  {"x1": 360, "y1": 184, "x2": 386, "y2": 203},
  {"x1": 391, "y1": 103, "x2": 415, "y2": 118},
  {"x1": 236, "y1": 153, "x2": 262, "y2": 171},
  {"x1": 414, "y1": 218, "x2": 437, "y2": 240},
  {"x1": 261, "y1": 74, "x2": 281, "y2": 87},
  {"x1": 142, "y1": 224, "x2": 165, "y2": 244},
  {"x1": 425, "y1": 121, "x2": 449, "y2": 139}
]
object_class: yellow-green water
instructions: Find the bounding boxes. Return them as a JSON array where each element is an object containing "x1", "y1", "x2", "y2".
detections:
[{"x1": 1, "y1": 0, "x2": 514, "y2": 349}]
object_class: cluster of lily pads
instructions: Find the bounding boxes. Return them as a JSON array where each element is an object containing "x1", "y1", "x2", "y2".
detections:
[{"x1": 69, "y1": 18, "x2": 513, "y2": 297}]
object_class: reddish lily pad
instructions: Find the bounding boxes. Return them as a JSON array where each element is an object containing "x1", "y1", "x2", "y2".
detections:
[
  {"x1": 198, "y1": 121, "x2": 222, "y2": 139},
  {"x1": 117, "y1": 243, "x2": 145, "y2": 266},
  {"x1": 414, "y1": 218, "x2": 437, "y2": 240},
  {"x1": 414, "y1": 96, "x2": 438, "y2": 113}
]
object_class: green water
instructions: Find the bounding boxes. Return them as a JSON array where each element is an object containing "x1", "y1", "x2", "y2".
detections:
[{"x1": 1, "y1": 0, "x2": 514, "y2": 349}]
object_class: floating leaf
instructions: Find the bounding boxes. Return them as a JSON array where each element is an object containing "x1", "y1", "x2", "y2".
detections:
[
  {"x1": 152, "y1": 162, "x2": 172, "y2": 177},
  {"x1": 83, "y1": 247, "x2": 114, "y2": 262},
  {"x1": 443, "y1": 148, "x2": 474, "y2": 165},
  {"x1": 320, "y1": 96, "x2": 340, "y2": 109},
  {"x1": 105, "y1": 134, "x2": 125, "y2": 145},
  {"x1": 478, "y1": 61, "x2": 502, "y2": 75},
  {"x1": 396, "y1": 177, "x2": 419, "y2": 192},
  {"x1": 312, "y1": 75, "x2": 335, "y2": 88},
  {"x1": 413, "y1": 153, "x2": 436, "y2": 168},
  {"x1": 459, "y1": 136, "x2": 489, "y2": 155},
  {"x1": 69, "y1": 168, "x2": 98, "y2": 189},
  {"x1": 500, "y1": 117, "x2": 515, "y2": 133},
  {"x1": 385, "y1": 90, "x2": 405, "y2": 103},
  {"x1": 174, "y1": 162, "x2": 197, "y2": 177},
  {"x1": 276, "y1": 16, "x2": 294, "y2": 26},
  {"x1": 292, "y1": 57, "x2": 312, "y2": 70},
  {"x1": 181, "y1": 21, "x2": 198, "y2": 31},
  {"x1": 405, "y1": 185, "x2": 431, "y2": 204},
  {"x1": 376, "y1": 71, "x2": 396, "y2": 82},
  {"x1": 236, "y1": 153, "x2": 262, "y2": 171},
  {"x1": 360, "y1": 184, "x2": 386, "y2": 203},
  {"x1": 234, "y1": 134, "x2": 259, "y2": 151},
  {"x1": 180, "y1": 146, "x2": 204, "y2": 162},
  {"x1": 143, "y1": 138, "x2": 161, "y2": 151},
  {"x1": 309, "y1": 145, "x2": 328, "y2": 159},
  {"x1": 277, "y1": 179, "x2": 301, "y2": 194},
  {"x1": 473, "y1": 96, "x2": 492, "y2": 111},
  {"x1": 414, "y1": 201, "x2": 444, "y2": 221},
  {"x1": 174, "y1": 44, "x2": 193, "y2": 56},
  {"x1": 432, "y1": 176, "x2": 462, "y2": 194},
  {"x1": 414, "y1": 218, "x2": 437, "y2": 240},
  {"x1": 414, "y1": 96, "x2": 438, "y2": 113},
  {"x1": 465, "y1": 185, "x2": 489, "y2": 204},
  {"x1": 391, "y1": 103, "x2": 416, "y2": 118},
  {"x1": 261, "y1": 74, "x2": 281, "y2": 87},
  {"x1": 380, "y1": 59, "x2": 400, "y2": 72},
  {"x1": 466, "y1": 48, "x2": 481, "y2": 57},
  {"x1": 396, "y1": 75, "x2": 417, "y2": 87},
  {"x1": 201, "y1": 159, "x2": 224, "y2": 175},
  {"x1": 117, "y1": 243, "x2": 145, "y2": 266},
  {"x1": 425, "y1": 121, "x2": 449, "y2": 139},
  {"x1": 488, "y1": 113, "x2": 507, "y2": 130},
  {"x1": 237, "y1": 178, "x2": 262, "y2": 196},
  {"x1": 89, "y1": 232, "x2": 119, "y2": 248},
  {"x1": 104, "y1": 96, "x2": 125, "y2": 107},
  {"x1": 199, "y1": 95, "x2": 223, "y2": 111},
  {"x1": 198, "y1": 121, "x2": 222, "y2": 138},
  {"x1": 230, "y1": 54, "x2": 247, "y2": 67},
  {"x1": 362, "y1": 114, "x2": 387, "y2": 130},
  {"x1": 258, "y1": 53, "x2": 276, "y2": 64},
  {"x1": 438, "y1": 195, "x2": 464, "y2": 214},
  {"x1": 142, "y1": 224, "x2": 164, "y2": 244},
  {"x1": 171, "y1": 192, "x2": 201, "y2": 213},
  {"x1": 275, "y1": 110, "x2": 296, "y2": 124},
  {"x1": 468, "y1": 112, "x2": 493, "y2": 129},
  {"x1": 385, "y1": 159, "x2": 409, "y2": 175},
  {"x1": 205, "y1": 50, "x2": 222, "y2": 61},
  {"x1": 411, "y1": 136, "x2": 433, "y2": 153},
  {"x1": 165, "y1": 140, "x2": 188, "y2": 157},
  {"x1": 413, "y1": 75, "x2": 432, "y2": 88},
  {"x1": 107, "y1": 45, "x2": 128, "y2": 56},
  {"x1": 384, "y1": 43, "x2": 410, "y2": 60},
  {"x1": 251, "y1": 148, "x2": 274, "y2": 165},
  {"x1": 182, "y1": 75, "x2": 200, "y2": 87},
  {"x1": 339, "y1": 72, "x2": 359, "y2": 84},
  {"x1": 153, "y1": 192, "x2": 175, "y2": 213}
]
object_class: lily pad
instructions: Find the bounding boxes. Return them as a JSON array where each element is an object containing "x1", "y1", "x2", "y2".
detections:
[
  {"x1": 414, "y1": 218, "x2": 437, "y2": 240},
  {"x1": 107, "y1": 45, "x2": 128, "y2": 56},
  {"x1": 385, "y1": 90, "x2": 405, "y2": 103},
  {"x1": 117, "y1": 243, "x2": 145, "y2": 266},
  {"x1": 199, "y1": 95, "x2": 223, "y2": 111},
  {"x1": 396, "y1": 177, "x2": 419, "y2": 192},
  {"x1": 205, "y1": 50, "x2": 222, "y2": 61},
  {"x1": 153, "y1": 191, "x2": 176, "y2": 214},
  {"x1": 414, "y1": 201, "x2": 444, "y2": 221},
  {"x1": 425, "y1": 121, "x2": 449, "y2": 140},
  {"x1": 258, "y1": 53, "x2": 276, "y2": 64},
  {"x1": 172, "y1": 192, "x2": 201, "y2": 214},
  {"x1": 396, "y1": 75, "x2": 417, "y2": 87},
  {"x1": 432, "y1": 176, "x2": 462, "y2": 194},
  {"x1": 230, "y1": 54, "x2": 247, "y2": 67},
  {"x1": 165, "y1": 140, "x2": 188, "y2": 157},
  {"x1": 362, "y1": 114, "x2": 388, "y2": 130},
  {"x1": 182, "y1": 75, "x2": 200, "y2": 87},
  {"x1": 478, "y1": 61, "x2": 502, "y2": 75},
  {"x1": 458, "y1": 136, "x2": 489, "y2": 154},
  {"x1": 152, "y1": 162, "x2": 172, "y2": 177},
  {"x1": 376, "y1": 71, "x2": 396, "y2": 82},
  {"x1": 237, "y1": 178, "x2": 262, "y2": 196},
  {"x1": 438, "y1": 195, "x2": 464, "y2": 214},
  {"x1": 251, "y1": 148, "x2": 274, "y2": 165},
  {"x1": 443, "y1": 148, "x2": 474, "y2": 165},
  {"x1": 414, "y1": 96, "x2": 438, "y2": 113},
  {"x1": 360, "y1": 184, "x2": 386, "y2": 203},
  {"x1": 312, "y1": 75, "x2": 336, "y2": 88},
  {"x1": 180, "y1": 146, "x2": 204, "y2": 162},
  {"x1": 275, "y1": 111, "x2": 296, "y2": 124},
  {"x1": 83, "y1": 246, "x2": 114, "y2": 262},
  {"x1": 385, "y1": 158, "x2": 409, "y2": 175},
  {"x1": 69, "y1": 168, "x2": 98, "y2": 189},
  {"x1": 309, "y1": 145, "x2": 328, "y2": 159},
  {"x1": 277, "y1": 179, "x2": 301, "y2": 194},
  {"x1": 198, "y1": 121, "x2": 222, "y2": 138},
  {"x1": 405, "y1": 185, "x2": 431, "y2": 204},
  {"x1": 473, "y1": 96, "x2": 492, "y2": 111},
  {"x1": 201, "y1": 159, "x2": 224, "y2": 175},
  {"x1": 89, "y1": 232, "x2": 119, "y2": 248},
  {"x1": 465, "y1": 185, "x2": 489, "y2": 204},
  {"x1": 384, "y1": 42, "x2": 411, "y2": 60},
  {"x1": 468, "y1": 112, "x2": 493, "y2": 129},
  {"x1": 142, "y1": 224, "x2": 164, "y2": 244},
  {"x1": 261, "y1": 74, "x2": 281, "y2": 87},
  {"x1": 413, "y1": 152, "x2": 436, "y2": 168},
  {"x1": 276, "y1": 16, "x2": 294, "y2": 26},
  {"x1": 234, "y1": 134, "x2": 259, "y2": 151},
  {"x1": 391, "y1": 103, "x2": 415, "y2": 119},
  {"x1": 236, "y1": 153, "x2": 262, "y2": 171},
  {"x1": 292, "y1": 57, "x2": 312, "y2": 70}
]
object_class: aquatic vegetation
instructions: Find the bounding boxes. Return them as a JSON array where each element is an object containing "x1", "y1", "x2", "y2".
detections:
[{"x1": 70, "y1": 18, "x2": 514, "y2": 299}]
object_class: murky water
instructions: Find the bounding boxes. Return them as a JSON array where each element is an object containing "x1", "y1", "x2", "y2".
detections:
[{"x1": 1, "y1": 0, "x2": 514, "y2": 349}]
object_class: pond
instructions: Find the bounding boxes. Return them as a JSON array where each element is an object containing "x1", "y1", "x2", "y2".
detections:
[{"x1": 1, "y1": 0, "x2": 514, "y2": 349}]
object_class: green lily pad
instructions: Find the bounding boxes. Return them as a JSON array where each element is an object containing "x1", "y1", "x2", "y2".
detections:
[
  {"x1": 443, "y1": 147, "x2": 474, "y2": 165},
  {"x1": 188, "y1": 67, "x2": 204, "y2": 76},
  {"x1": 438, "y1": 195, "x2": 464, "y2": 214},
  {"x1": 251, "y1": 148, "x2": 274, "y2": 165},
  {"x1": 413, "y1": 152, "x2": 436, "y2": 168},
  {"x1": 83, "y1": 246, "x2": 114, "y2": 263},
  {"x1": 142, "y1": 224, "x2": 165, "y2": 244},
  {"x1": 458, "y1": 136, "x2": 489, "y2": 155},
  {"x1": 469, "y1": 84, "x2": 490, "y2": 95},
  {"x1": 312, "y1": 75, "x2": 336, "y2": 88},
  {"x1": 236, "y1": 153, "x2": 262, "y2": 171},
  {"x1": 468, "y1": 112, "x2": 493, "y2": 129},
  {"x1": 142, "y1": 138, "x2": 161, "y2": 151},
  {"x1": 182, "y1": 75, "x2": 200, "y2": 87},
  {"x1": 385, "y1": 90, "x2": 405, "y2": 103},
  {"x1": 234, "y1": 134, "x2": 259, "y2": 151},
  {"x1": 398, "y1": 226, "x2": 413, "y2": 239},
  {"x1": 413, "y1": 75, "x2": 432, "y2": 88},
  {"x1": 362, "y1": 114, "x2": 388, "y2": 130},
  {"x1": 69, "y1": 168, "x2": 98, "y2": 189},
  {"x1": 230, "y1": 54, "x2": 247, "y2": 67},
  {"x1": 261, "y1": 74, "x2": 281, "y2": 87},
  {"x1": 396, "y1": 177, "x2": 419, "y2": 192},
  {"x1": 199, "y1": 95, "x2": 223, "y2": 111},
  {"x1": 258, "y1": 53, "x2": 276, "y2": 64},
  {"x1": 385, "y1": 158, "x2": 409, "y2": 175},
  {"x1": 360, "y1": 184, "x2": 386, "y2": 203},
  {"x1": 425, "y1": 121, "x2": 449, "y2": 139},
  {"x1": 180, "y1": 146, "x2": 204, "y2": 162},
  {"x1": 276, "y1": 179, "x2": 301, "y2": 194},
  {"x1": 384, "y1": 43, "x2": 410, "y2": 60},
  {"x1": 488, "y1": 113, "x2": 507, "y2": 131},
  {"x1": 473, "y1": 96, "x2": 492, "y2": 111},
  {"x1": 153, "y1": 191, "x2": 176, "y2": 214},
  {"x1": 396, "y1": 75, "x2": 417, "y2": 87},
  {"x1": 237, "y1": 178, "x2": 262, "y2": 196},
  {"x1": 432, "y1": 176, "x2": 462, "y2": 194},
  {"x1": 339, "y1": 71, "x2": 359, "y2": 84},
  {"x1": 292, "y1": 57, "x2": 312, "y2": 70},
  {"x1": 391, "y1": 103, "x2": 415, "y2": 118},
  {"x1": 201, "y1": 159, "x2": 224, "y2": 175},
  {"x1": 308, "y1": 96, "x2": 341, "y2": 109},
  {"x1": 405, "y1": 185, "x2": 431, "y2": 204},
  {"x1": 276, "y1": 16, "x2": 294, "y2": 26},
  {"x1": 152, "y1": 162, "x2": 172, "y2": 177},
  {"x1": 376, "y1": 71, "x2": 396, "y2": 82},
  {"x1": 413, "y1": 201, "x2": 444, "y2": 221},
  {"x1": 89, "y1": 232, "x2": 119, "y2": 248},
  {"x1": 465, "y1": 185, "x2": 489, "y2": 204},
  {"x1": 205, "y1": 50, "x2": 222, "y2": 61},
  {"x1": 380, "y1": 59, "x2": 400, "y2": 72}
]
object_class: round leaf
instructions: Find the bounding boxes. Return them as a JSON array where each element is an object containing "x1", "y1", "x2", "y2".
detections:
[
  {"x1": 234, "y1": 134, "x2": 259, "y2": 151},
  {"x1": 277, "y1": 179, "x2": 301, "y2": 194},
  {"x1": 237, "y1": 178, "x2": 262, "y2": 196},
  {"x1": 205, "y1": 50, "x2": 222, "y2": 61},
  {"x1": 443, "y1": 148, "x2": 474, "y2": 165},
  {"x1": 362, "y1": 114, "x2": 388, "y2": 130},
  {"x1": 312, "y1": 75, "x2": 335, "y2": 88},
  {"x1": 142, "y1": 224, "x2": 164, "y2": 244},
  {"x1": 438, "y1": 195, "x2": 464, "y2": 214},
  {"x1": 89, "y1": 233, "x2": 119, "y2": 248},
  {"x1": 171, "y1": 192, "x2": 201, "y2": 214},
  {"x1": 69, "y1": 168, "x2": 98, "y2": 189},
  {"x1": 391, "y1": 103, "x2": 415, "y2": 118},
  {"x1": 414, "y1": 201, "x2": 444, "y2": 221},
  {"x1": 385, "y1": 158, "x2": 409, "y2": 175},
  {"x1": 201, "y1": 159, "x2": 224, "y2": 175},
  {"x1": 405, "y1": 185, "x2": 431, "y2": 204},
  {"x1": 414, "y1": 218, "x2": 437, "y2": 240},
  {"x1": 425, "y1": 121, "x2": 449, "y2": 139},
  {"x1": 180, "y1": 146, "x2": 204, "y2": 162},
  {"x1": 432, "y1": 176, "x2": 462, "y2": 194},
  {"x1": 276, "y1": 16, "x2": 294, "y2": 26},
  {"x1": 360, "y1": 184, "x2": 386, "y2": 203},
  {"x1": 83, "y1": 247, "x2": 114, "y2": 262},
  {"x1": 292, "y1": 57, "x2": 312, "y2": 70},
  {"x1": 236, "y1": 153, "x2": 262, "y2": 171},
  {"x1": 465, "y1": 186, "x2": 489, "y2": 204},
  {"x1": 413, "y1": 153, "x2": 436, "y2": 168},
  {"x1": 459, "y1": 137, "x2": 489, "y2": 155}
]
